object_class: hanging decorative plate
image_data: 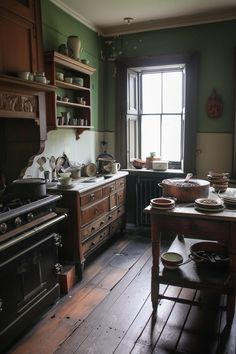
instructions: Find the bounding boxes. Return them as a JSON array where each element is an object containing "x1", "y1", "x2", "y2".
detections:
[{"x1": 206, "y1": 89, "x2": 223, "y2": 119}]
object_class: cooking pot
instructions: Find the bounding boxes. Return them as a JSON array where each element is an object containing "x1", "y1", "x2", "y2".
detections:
[
  {"x1": 159, "y1": 177, "x2": 210, "y2": 203},
  {"x1": 12, "y1": 178, "x2": 46, "y2": 199}
]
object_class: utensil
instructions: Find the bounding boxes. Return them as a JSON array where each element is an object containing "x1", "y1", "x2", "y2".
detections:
[
  {"x1": 36, "y1": 156, "x2": 46, "y2": 172},
  {"x1": 49, "y1": 156, "x2": 56, "y2": 170},
  {"x1": 184, "y1": 173, "x2": 193, "y2": 183}
]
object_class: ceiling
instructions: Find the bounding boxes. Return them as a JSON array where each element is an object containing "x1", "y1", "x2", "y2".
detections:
[{"x1": 51, "y1": 0, "x2": 236, "y2": 36}]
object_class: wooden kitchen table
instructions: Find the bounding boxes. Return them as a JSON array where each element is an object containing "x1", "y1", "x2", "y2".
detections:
[{"x1": 145, "y1": 197, "x2": 236, "y2": 324}]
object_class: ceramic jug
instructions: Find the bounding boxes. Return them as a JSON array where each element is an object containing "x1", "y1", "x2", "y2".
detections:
[{"x1": 67, "y1": 35, "x2": 82, "y2": 60}]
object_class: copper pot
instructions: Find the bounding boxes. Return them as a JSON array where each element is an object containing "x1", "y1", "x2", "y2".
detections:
[{"x1": 158, "y1": 178, "x2": 210, "y2": 203}]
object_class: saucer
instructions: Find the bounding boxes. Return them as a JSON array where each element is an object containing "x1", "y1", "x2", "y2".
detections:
[{"x1": 57, "y1": 183, "x2": 74, "y2": 189}]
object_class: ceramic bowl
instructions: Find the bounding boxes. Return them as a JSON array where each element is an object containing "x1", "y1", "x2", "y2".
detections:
[
  {"x1": 132, "y1": 159, "x2": 145, "y2": 169},
  {"x1": 58, "y1": 172, "x2": 71, "y2": 178},
  {"x1": 65, "y1": 77, "x2": 73, "y2": 83},
  {"x1": 58, "y1": 177, "x2": 72, "y2": 186},
  {"x1": 160, "y1": 252, "x2": 183, "y2": 269},
  {"x1": 73, "y1": 77, "x2": 84, "y2": 86},
  {"x1": 56, "y1": 72, "x2": 64, "y2": 81}
]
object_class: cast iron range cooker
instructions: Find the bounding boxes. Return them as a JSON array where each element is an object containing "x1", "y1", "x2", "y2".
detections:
[{"x1": 0, "y1": 193, "x2": 67, "y2": 352}]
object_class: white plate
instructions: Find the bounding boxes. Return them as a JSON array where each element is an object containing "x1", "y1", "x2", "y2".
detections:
[{"x1": 220, "y1": 190, "x2": 236, "y2": 200}]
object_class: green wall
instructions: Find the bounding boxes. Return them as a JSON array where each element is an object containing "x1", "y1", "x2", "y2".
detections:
[
  {"x1": 41, "y1": 1, "x2": 236, "y2": 134},
  {"x1": 103, "y1": 20, "x2": 236, "y2": 133},
  {"x1": 41, "y1": 0, "x2": 104, "y2": 130}
]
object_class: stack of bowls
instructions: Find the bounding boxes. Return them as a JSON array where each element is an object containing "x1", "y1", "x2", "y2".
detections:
[
  {"x1": 207, "y1": 171, "x2": 230, "y2": 192},
  {"x1": 194, "y1": 197, "x2": 224, "y2": 213},
  {"x1": 150, "y1": 197, "x2": 175, "y2": 210}
]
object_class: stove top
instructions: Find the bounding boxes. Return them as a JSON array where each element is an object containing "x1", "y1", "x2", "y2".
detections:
[{"x1": 0, "y1": 194, "x2": 62, "y2": 235}]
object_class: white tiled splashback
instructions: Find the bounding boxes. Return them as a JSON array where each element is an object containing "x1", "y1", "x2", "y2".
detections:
[{"x1": 22, "y1": 129, "x2": 115, "y2": 180}]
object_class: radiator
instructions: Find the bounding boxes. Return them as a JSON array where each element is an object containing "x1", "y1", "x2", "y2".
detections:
[{"x1": 136, "y1": 178, "x2": 162, "y2": 225}]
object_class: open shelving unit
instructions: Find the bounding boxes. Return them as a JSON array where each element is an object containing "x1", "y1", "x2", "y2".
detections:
[{"x1": 44, "y1": 51, "x2": 96, "y2": 139}]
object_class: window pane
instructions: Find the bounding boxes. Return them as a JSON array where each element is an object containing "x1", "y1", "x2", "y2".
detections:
[
  {"x1": 142, "y1": 74, "x2": 161, "y2": 113},
  {"x1": 162, "y1": 115, "x2": 181, "y2": 161},
  {"x1": 163, "y1": 72, "x2": 182, "y2": 113},
  {"x1": 141, "y1": 115, "x2": 160, "y2": 160}
]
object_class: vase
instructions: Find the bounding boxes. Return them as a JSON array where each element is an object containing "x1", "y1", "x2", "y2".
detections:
[{"x1": 67, "y1": 35, "x2": 81, "y2": 60}]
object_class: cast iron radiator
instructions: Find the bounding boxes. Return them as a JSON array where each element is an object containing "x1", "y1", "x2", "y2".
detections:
[{"x1": 136, "y1": 178, "x2": 161, "y2": 225}]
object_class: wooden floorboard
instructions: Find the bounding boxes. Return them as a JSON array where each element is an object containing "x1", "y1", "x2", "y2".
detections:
[{"x1": 6, "y1": 231, "x2": 236, "y2": 354}]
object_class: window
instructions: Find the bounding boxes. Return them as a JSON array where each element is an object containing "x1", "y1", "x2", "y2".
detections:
[
  {"x1": 140, "y1": 68, "x2": 185, "y2": 166},
  {"x1": 116, "y1": 53, "x2": 199, "y2": 174}
]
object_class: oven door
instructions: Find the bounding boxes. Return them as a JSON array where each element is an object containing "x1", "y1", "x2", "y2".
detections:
[{"x1": 0, "y1": 213, "x2": 67, "y2": 352}]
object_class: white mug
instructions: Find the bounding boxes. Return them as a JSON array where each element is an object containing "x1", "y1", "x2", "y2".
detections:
[{"x1": 112, "y1": 162, "x2": 120, "y2": 174}]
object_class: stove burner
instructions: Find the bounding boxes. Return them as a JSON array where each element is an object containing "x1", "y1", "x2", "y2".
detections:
[{"x1": 0, "y1": 195, "x2": 49, "y2": 214}]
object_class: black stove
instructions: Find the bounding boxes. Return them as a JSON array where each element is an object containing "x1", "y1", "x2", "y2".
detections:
[
  {"x1": 0, "y1": 194, "x2": 62, "y2": 239},
  {"x1": 0, "y1": 193, "x2": 67, "y2": 353}
]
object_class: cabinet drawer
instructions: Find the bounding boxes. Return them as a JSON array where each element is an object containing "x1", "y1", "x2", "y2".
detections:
[
  {"x1": 80, "y1": 189, "x2": 103, "y2": 207},
  {"x1": 116, "y1": 178, "x2": 126, "y2": 190},
  {"x1": 81, "y1": 198, "x2": 109, "y2": 226},
  {"x1": 109, "y1": 217, "x2": 125, "y2": 236},
  {"x1": 102, "y1": 182, "x2": 116, "y2": 196},
  {"x1": 117, "y1": 189, "x2": 126, "y2": 205},
  {"x1": 106, "y1": 205, "x2": 125, "y2": 224},
  {"x1": 81, "y1": 215, "x2": 107, "y2": 241},
  {"x1": 82, "y1": 227, "x2": 109, "y2": 256}
]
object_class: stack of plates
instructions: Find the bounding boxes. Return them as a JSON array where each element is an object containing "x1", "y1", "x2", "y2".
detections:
[
  {"x1": 150, "y1": 197, "x2": 175, "y2": 210},
  {"x1": 220, "y1": 190, "x2": 236, "y2": 207},
  {"x1": 194, "y1": 198, "x2": 225, "y2": 212},
  {"x1": 207, "y1": 172, "x2": 230, "y2": 192}
]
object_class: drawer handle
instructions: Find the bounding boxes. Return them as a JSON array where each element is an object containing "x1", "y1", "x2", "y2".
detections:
[
  {"x1": 91, "y1": 226, "x2": 96, "y2": 231},
  {"x1": 110, "y1": 187, "x2": 114, "y2": 192},
  {"x1": 117, "y1": 209, "x2": 121, "y2": 213},
  {"x1": 90, "y1": 193, "x2": 95, "y2": 200},
  {"x1": 108, "y1": 215, "x2": 112, "y2": 220},
  {"x1": 100, "y1": 221, "x2": 104, "y2": 225},
  {"x1": 95, "y1": 208, "x2": 99, "y2": 214}
]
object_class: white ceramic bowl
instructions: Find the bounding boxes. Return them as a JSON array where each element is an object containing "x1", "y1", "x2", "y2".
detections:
[
  {"x1": 160, "y1": 252, "x2": 183, "y2": 269},
  {"x1": 56, "y1": 72, "x2": 64, "y2": 81},
  {"x1": 65, "y1": 77, "x2": 73, "y2": 83},
  {"x1": 58, "y1": 172, "x2": 71, "y2": 178}
]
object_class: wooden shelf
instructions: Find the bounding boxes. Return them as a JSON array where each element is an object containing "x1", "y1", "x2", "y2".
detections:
[
  {"x1": 159, "y1": 236, "x2": 230, "y2": 291},
  {"x1": 56, "y1": 100, "x2": 91, "y2": 109},
  {"x1": 44, "y1": 51, "x2": 96, "y2": 139},
  {"x1": 56, "y1": 80, "x2": 90, "y2": 92}
]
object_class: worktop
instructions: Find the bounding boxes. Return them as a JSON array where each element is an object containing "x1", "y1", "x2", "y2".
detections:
[{"x1": 47, "y1": 171, "x2": 128, "y2": 193}]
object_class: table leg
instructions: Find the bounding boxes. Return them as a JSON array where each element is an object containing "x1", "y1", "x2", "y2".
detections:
[{"x1": 151, "y1": 214, "x2": 160, "y2": 313}]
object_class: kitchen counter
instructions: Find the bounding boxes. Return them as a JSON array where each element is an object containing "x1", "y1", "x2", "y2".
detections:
[{"x1": 46, "y1": 171, "x2": 129, "y2": 193}]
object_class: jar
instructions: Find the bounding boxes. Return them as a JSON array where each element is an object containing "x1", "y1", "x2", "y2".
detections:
[{"x1": 67, "y1": 35, "x2": 82, "y2": 60}]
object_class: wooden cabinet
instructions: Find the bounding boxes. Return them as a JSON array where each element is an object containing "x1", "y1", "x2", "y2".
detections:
[
  {"x1": 44, "y1": 51, "x2": 96, "y2": 139},
  {"x1": 80, "y1": 178, "x2": 126, "y2": 260},
  {"x1": 0, "y1": 0, "x2": 44, "y2": 74},
  {"x1": 48, "y1": 174, "x2": 127, "y2": 278}
]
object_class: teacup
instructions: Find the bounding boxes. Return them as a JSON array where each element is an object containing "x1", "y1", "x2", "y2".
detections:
[{"x1": 58, "y1": 176, "x2": 72, "y2": 186}]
